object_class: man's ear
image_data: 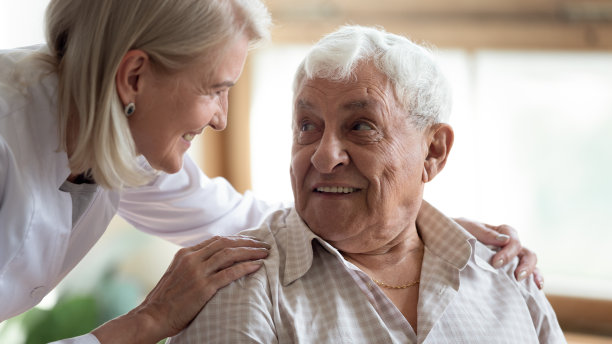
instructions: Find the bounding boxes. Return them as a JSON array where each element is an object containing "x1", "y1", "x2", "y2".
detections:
[
  {"x1": 422, "y1": 123, "x2": 454, "y2": 183},
  {"x1": 115, "y1": 50, "x2": 149, "y2": 106}
]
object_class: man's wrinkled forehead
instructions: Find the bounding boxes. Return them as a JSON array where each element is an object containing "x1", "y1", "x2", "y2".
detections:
[
  {"x1": 293, "y1": 73, "x2": 394, "y2": 119},
  {"x1": 295, "y1": 97, "x2": 378, "y2": 112}
]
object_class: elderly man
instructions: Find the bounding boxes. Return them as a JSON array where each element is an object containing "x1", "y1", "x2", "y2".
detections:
[{"x1": 168, "y1": 26, "x2": 564, "y2": 343}]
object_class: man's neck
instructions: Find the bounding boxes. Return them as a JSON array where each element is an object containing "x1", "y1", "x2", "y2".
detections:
[{"x1": 341, "y1": 225, "x2": 424, "y2": 280}]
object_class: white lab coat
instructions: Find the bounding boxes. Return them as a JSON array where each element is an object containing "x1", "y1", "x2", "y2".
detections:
[{"x1": 0, "y1": 47, "x2": 279, "y2": 343}]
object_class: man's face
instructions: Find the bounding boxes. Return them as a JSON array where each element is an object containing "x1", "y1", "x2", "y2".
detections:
[{"x1": 290, "y1": 62, "x2": 431, "y2": 254}]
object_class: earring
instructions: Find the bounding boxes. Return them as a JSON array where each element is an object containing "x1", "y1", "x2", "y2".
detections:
[{"x1": 124, "y1": 102, "x2": 136, "y2": 117}]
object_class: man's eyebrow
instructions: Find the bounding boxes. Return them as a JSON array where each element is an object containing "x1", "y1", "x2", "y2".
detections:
[
  {"x1": 343, "y1": 100, "x2": 369, "y2": 110},
  {"x1": 211, "y1": 81, "x2": 235, "y2": 88},
  {"x1": 296, "y1": 99, "x2": 316, "y2": 110}
]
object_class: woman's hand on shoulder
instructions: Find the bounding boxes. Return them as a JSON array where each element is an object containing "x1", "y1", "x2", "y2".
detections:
[
  {"x1": 454, "y1": 218, "x2": 544, "y2": 290},
  {"x1": 91, "y1": 235, "x2": 270, "y2": 344}
]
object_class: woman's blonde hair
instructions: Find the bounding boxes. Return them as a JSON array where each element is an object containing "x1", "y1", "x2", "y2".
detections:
[{"x1": 44, "y1": 0, "x2": 271, "y2": 189}]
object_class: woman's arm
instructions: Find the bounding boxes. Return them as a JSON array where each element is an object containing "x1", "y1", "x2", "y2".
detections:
[{"x1": 117, "y1": 155, "x2": 281, "y2": 247}]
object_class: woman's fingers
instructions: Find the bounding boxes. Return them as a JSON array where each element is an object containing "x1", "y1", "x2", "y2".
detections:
[
  {"x1": 136, "y1": 235, "x2": 270, "y2": 340},
  {"x1": 205, "y1": 259, "x2": 264, "y2": 294},
  {"x1": 533, "y1": 267, "x2": 545, "y2": 290},
  {"x1": 454, "y1": 217, "x2": 511, "y2": 245},
  {"x1": 186, "y1": 235, "x2": 270, "y2": 254},
  {"x1": 455, "y1": 218, "x2": 543, "y2": 290},
  {"x1": 488, "y1": 224, "x2": 522, "y2": 268},
  {"x1": 487, "y1": 225, "x2": 542, "y2": 289},
  {"x1": 513, "y1": 246, "x2": 538, "y2": 281},
  {"x1": 201, "y1": 245, "x2": 270, "y2": 274}
]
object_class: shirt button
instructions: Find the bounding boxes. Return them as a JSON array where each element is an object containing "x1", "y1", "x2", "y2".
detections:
[
  {"x1": 438, "y1": 287, "x2": 445, "y2": 295},
  {"x1": 30, "y1": 286, "x2": 47, "y2": 300}
]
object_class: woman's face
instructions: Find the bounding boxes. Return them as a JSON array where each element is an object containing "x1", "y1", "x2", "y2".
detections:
[
  {"x1": 129, "y1": 36, "x2": 249, "y2": 173},
  {"x1": 290, "y1": 63, "x2": 430, "y2": 254}
]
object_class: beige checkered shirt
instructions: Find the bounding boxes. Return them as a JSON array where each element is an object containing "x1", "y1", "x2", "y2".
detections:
[{"x1": 168, "y1": 201, "x2": 565, "y2": 343}]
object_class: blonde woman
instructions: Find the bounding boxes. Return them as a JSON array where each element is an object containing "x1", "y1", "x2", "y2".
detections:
[{"x1": 0, "y1": 0, "x2": 540, "y2": 343}]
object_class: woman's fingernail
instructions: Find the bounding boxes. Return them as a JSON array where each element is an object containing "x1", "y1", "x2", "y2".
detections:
[
  {"x1": 496, "y1": 234, "x2": 510, "y2": 242},
  {"x1": 493, "y1": 258, "x2": 504, "y2": 268},
  {"x1": 249, "y1": 259, "x2": 264, "y2": 267},
  {"x1": 246, "y1": 260, "x2": 264, "y2": 273},
  {"x1": 517, "y1": 270, "x2": 528, "y2": 281},
  {"x1": 253, "y1": 240, "x2": 271, "y2": 249}
]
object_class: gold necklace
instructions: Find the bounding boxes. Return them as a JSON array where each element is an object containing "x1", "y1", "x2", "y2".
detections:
[{"x1": 372, "y1": 278, "x2": 420, "y2": 290}]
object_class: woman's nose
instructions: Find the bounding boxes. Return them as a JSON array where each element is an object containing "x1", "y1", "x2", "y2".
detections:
[
  {"x1": 208, "y1": 111, "x2": 227, "y2": 131},
  {"x1": 208, "y1": 95, "x2": 228, "y2": 131},
  {"x1": 310, "y1": 132, "x2": 349, "y2": 173}
]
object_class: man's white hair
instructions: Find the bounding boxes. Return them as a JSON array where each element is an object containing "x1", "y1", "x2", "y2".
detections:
[{"x1": 293, "y1": 25, "x2": 451, "y2": 129}]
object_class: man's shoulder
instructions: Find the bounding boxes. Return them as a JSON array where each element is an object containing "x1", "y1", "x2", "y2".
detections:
[
  {"x1": 239, "y1": 206, "x2": 293, "y2": 243},
  {"x1": 230, "y1": 207, "x2": 292, "y2": 283},
  {"x1": 234, "y1": 207, "x2": 316, "y2": 290}
]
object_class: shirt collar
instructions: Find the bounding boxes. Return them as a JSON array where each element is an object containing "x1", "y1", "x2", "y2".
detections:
[
  {"x1": 281, "y1": 208, "x2": 348, "y2": 286},
  {"x1": 416, "y1": 200, "x2": 474, "y2": 271},
  {"x1": 281, "y1": 200, "x2": 487, "y2": 286}
]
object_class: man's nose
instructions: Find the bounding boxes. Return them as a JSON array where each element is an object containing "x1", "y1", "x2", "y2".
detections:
[{"x1": 311, "y1": 131, "x2": 349, "y2": 173}]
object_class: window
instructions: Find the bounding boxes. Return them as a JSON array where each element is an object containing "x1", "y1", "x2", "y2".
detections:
[{"x1": 0, "y1": 1, "x2": 47, "y2": 49}]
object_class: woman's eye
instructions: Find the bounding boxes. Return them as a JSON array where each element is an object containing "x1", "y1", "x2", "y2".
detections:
[
  {"x1": 352, "y1": 122, "x2": 373, "y2": 131},
  {"x1": 209, "y1": 87, "x2": 229, "y2": 97}
]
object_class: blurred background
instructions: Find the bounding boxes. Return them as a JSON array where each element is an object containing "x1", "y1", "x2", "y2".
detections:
[{"x1": 1, "y1": 0, "x2": 611, "y2": 343}]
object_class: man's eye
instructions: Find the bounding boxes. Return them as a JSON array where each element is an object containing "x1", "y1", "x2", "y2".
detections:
[
  {"x1": 301, "y1": 122, "x2": 317, "y2": 131},
  {"x1": 352, "y1": 122, "x2": 373, "y2": 131}
]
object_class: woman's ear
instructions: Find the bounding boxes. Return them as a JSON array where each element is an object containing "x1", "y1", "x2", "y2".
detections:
[
  {"x1": 422, "y1": 123, "x2": 454, "y2": 183},
  {"x1": 115, "y1": 50, "x2": 149, "y2": 106}
]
